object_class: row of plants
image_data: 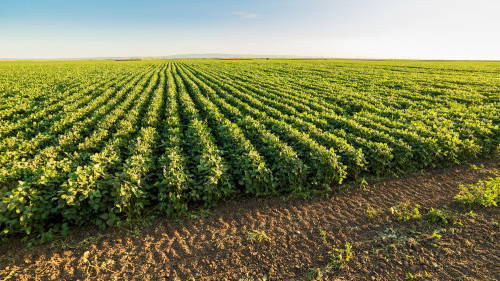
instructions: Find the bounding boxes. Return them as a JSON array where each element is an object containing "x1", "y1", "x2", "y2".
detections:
[{"x1": 0, "y1": 59, "x2": 497, "y2": 238}]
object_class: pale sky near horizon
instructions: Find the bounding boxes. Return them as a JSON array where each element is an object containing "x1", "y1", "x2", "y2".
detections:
[{"x1": 1, "y1": 0, "x2": 499, "y2": 60}]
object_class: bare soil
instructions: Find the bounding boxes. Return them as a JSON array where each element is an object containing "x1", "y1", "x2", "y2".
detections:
[{"x1": 1, "y1": 160, "x2": 499, "y2": 281}]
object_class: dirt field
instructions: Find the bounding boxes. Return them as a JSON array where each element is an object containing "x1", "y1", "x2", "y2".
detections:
[{"x1": 1, "y1": 160, "x2": 498, "y2": 281}]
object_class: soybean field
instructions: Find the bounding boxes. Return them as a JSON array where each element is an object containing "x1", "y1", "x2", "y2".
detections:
[{"x1": 1, "y1": 59, "x2": 499, "y2": 238}]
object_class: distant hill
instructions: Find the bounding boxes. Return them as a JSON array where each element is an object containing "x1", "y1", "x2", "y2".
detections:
[
  {"x1": 160, "y1": 54, "x2": 309, "y2": 59},
  {"x1": 0, "y1": 54, "x2": 312, "y2": 60},
  {"x1": 0, "y1": 53, "x2": 311, "y2": 60}
]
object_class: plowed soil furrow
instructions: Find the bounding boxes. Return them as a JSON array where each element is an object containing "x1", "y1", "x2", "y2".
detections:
[{"x1": 0, "y1": 160, "x2": 498, "y2": 281}]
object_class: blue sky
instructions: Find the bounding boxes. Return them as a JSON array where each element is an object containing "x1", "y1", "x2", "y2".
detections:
[{"x1": 1, "y1": 0, "x2": 499, "y2": 59}]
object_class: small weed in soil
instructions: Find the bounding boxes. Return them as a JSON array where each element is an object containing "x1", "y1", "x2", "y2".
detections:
[
  {"x1": 405, "y1": 270, "x2": 432, "y2": 280},
  {"x1": 329, "y1": 242, "x2": 354, "y2": 269},
  {"x1": 248, "y1": 230, "x2": 270, "y2": 243},
  {"x1": 319, "y1": 229, "x2": 328, "y2": 245},
  {"x1": 426, "y1": 208, "x2": 462, "y2": 225},
  {"x1": 365, "y1": 205, "x2": 384, "y2": 219},
  {"x1": 390, "y1": 202, "x2": 422, "y2": 221},
  {"x1": 455, "y1": 175, "x2": 499, "y2": 207}
]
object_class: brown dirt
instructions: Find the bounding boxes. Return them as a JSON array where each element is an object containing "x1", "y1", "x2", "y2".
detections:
[{"x1": 1, "y1": 160, "x2": 499, "y2": 281}]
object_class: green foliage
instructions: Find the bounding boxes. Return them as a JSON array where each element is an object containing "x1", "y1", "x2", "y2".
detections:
[
  {"x1": 390, "y1": 202, "x2": 422, "y2": 221},
  {"x1": 405, "y1": 271, "x2": 432, "y2": 280},
  {"x1": 426, "y1": 208, "x2": 461, "y2": 225},
  {"x1": 247, "y1": 230, "x2": 270, "y2": 243},
  {"x1": 365, "y1": 205, "x2": 383, "y2": 219},
  {"x1": 0, "y1": 59, "x2": 498, "y2": 238},
  {"x1": 430, "y1": 230, "x2": 442, "y2": 241},
  {"x1": 329, "y1": 242, "x2": 354, "y2": 269},
  {"x1": 319, "y1": 229, "x2": 328, "y2": 245},
  {"x1": 455, "y1": 176, "x2": 499, "y2": 207}
]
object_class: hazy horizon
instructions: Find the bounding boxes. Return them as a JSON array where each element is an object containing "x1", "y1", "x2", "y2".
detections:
[
  {"x1": 2, "y1": 54, "x2": 500, "y2": 62},
  {"x1": 2, "y1": 0, "x2": 499, "y2": 60}
]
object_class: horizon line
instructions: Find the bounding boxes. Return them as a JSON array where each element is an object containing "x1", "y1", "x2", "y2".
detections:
[{"x1": 1, "y1": 54, "x2": 499, "y2": 62}]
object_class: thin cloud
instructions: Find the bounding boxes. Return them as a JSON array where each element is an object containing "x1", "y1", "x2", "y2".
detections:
[{"x1": 233, "y1": 12, "x2": 257, "y2": 19}]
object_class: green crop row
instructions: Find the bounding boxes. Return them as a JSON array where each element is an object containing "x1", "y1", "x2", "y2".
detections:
[{"x1": 0, "y1": 59, "x2": 498, "y2": 238}]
